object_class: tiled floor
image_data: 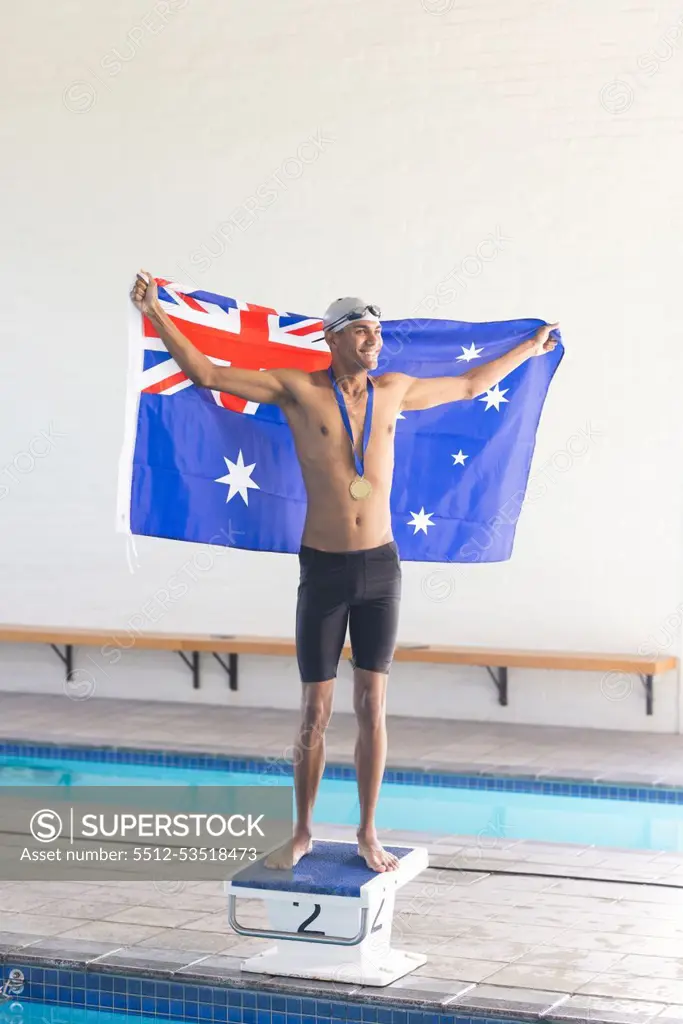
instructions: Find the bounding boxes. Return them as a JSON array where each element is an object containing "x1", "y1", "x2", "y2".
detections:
[{"x1": 1, "y1": 693, "x2": 683, "y2": 1023}]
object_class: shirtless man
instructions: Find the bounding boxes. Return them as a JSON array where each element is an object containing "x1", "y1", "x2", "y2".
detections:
[{"x1": 130, "y1": 272, "x2": 558, "y2": 872}]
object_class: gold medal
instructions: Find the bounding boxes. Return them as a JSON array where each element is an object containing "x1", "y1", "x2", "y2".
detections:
[{"x1": 349, "y1": 476, "x2": 372, "y2": 500}]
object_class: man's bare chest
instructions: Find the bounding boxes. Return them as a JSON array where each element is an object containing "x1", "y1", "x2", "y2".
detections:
[{"x1": 286, "y1": 386, "x2": 400, "y2": 464}]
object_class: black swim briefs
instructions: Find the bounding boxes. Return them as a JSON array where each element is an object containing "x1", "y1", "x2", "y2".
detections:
[{"x1": 295, "y1": 542, "x2": 402, "y2": 683}]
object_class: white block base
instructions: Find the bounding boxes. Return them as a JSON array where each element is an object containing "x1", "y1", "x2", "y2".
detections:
[{"x1": 241, "y1": 944, "x2": 428, "y2": 987}]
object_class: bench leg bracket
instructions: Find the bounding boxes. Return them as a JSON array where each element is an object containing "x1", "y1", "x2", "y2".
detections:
[
  {"x1": 484, "y1": 666, "x2": 508, "y2": 706},
  {"x1": 213, "y1": 652, "x2": 238, "y2": 691},
  {"x1": 177, "y1": 651, "x2": 200, "y2": 689},
  {"x1": 50, "y1": 643, "x2": 74, "y2": 681},
  {"x1": 639, "y1": 673, "x2": 654, "y2": 716}
]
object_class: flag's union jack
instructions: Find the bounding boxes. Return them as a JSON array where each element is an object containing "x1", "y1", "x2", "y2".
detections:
[{"x1": 139, "y1": 279, "x2": 331, "y2": 414}]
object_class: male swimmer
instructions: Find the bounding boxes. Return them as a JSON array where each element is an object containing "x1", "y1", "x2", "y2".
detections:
[{"x1": 130, "y1": 272, "x2": 558, "y2": 872}]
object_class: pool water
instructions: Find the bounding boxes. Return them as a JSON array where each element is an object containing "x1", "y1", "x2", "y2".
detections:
[
  {"x1": 2, "y1": 752, "x2": 683, "y2": 852},
  {"x1": 0, "y1": 1004, "x2": 163, "y2": 1024}
]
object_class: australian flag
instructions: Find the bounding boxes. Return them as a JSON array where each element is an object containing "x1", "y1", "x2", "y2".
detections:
[{"x1": 117, "y1": 279, "x2": 563, "y2": 563}]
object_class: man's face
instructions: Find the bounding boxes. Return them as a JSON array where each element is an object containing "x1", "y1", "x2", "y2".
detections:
[{"x1": 328, "y1": 320, "x2": 383, "y2": 371}]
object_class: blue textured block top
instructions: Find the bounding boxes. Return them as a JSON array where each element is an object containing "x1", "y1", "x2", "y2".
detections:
[{"x1": 232, "y1": 840, "x2": 414, "y2": 897}]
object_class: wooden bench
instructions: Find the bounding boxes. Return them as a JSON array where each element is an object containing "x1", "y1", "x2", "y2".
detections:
[{"x1": 0, "y1": 624, "x2": 676, "y2": 715}]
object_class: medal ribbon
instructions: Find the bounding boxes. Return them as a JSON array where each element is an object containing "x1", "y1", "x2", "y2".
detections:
[{"x1": 328, "y1": 367, "x2": 374, "y2": 478}]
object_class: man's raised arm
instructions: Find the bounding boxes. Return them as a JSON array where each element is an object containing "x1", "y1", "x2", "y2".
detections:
[
  {"x1": 399, "y1": 322, "x2": 560, "y2": 412},
  {"x1": 130, "y1": 270, "x2": 294, "y2": 407}
]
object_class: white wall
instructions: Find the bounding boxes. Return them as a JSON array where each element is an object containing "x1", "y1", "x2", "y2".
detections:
[{"x1": 2, "y1": 0, "x2": 683, "y2": 732}]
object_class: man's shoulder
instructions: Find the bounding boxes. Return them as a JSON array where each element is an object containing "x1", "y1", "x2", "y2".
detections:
[
  {"x1": 274, "y1": 367, "x2": 327, "y2": 403},
  {"x1": 373, "y1": 371, "x2": 412, "y2": 390},
  {"x1": 273, "y1": 367, "x2": 319, "y2": 388}
]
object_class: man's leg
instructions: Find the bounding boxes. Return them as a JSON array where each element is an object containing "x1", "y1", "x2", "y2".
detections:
[
  {"x1": 348, "y1": 542, "x2": 402, "y2": 872},
  {"x1": 292, "y1": 678, "x2": 335, "y2": 854},
  {"x1": 353, "y1": 668, "x2": 399, "y2": 872},
  {"x1": 265, "y1": 680, "x2": 335, "y2": 869},
  {"x1": 266, "y1": 547, "x2": 349, "y2": 869}
]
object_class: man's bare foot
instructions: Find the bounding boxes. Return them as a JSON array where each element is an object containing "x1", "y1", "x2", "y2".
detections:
[
  {"x1": 265, "y1": 830, "x2": 313, "y2": 869},
  {"x1": 357, "y1": 829, "x2": 400, "y2": 873}
]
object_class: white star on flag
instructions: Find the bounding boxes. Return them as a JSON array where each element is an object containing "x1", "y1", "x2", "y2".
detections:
[
  {"x1": 456, "y1": 342, "x2": 484, "y2": 362},
  {"x1": 407, "y1": 507, "x2": 435, "y2": 535},
  {"x1": 451, "y1": 450, "x2": 468, "y2": 466},
  {"x1": 479, "y1": 383, "x2": 509, "y2": 411},
  {"x1": 215, "y1": 451, "x2": 260, "y2": 505},
  {"x1": 396, "y1": 411, "x2": 406, "y2": 421}
]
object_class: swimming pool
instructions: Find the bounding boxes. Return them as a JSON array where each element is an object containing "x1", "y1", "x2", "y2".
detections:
[
  {"x1": 0, "y1": 979, "x2": 519, "y2": 1024},
  {"x1": 2, "y1": 745, "x2": 683, "y2": 852}
]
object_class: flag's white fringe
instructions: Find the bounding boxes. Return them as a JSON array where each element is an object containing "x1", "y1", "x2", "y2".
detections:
[{"x1": 125, "y1": 534, "x2": 140, "y2": 574}]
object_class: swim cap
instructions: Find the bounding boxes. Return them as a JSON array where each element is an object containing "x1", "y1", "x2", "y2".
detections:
[{"x1": 322, "y1": 297, "x2": 381, "y2": 333}]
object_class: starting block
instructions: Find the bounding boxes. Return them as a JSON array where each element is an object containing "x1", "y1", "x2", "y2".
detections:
[{"x1": 224, "y1": 840, "x2": 428, "y2": 986}]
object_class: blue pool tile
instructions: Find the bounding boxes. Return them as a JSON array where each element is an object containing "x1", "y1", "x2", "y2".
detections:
[
  {"x1": 4, "y1": 740, "x2": 683, "y2": 804},
  {"x1": 170, "y1": 999, "x2": 185, "y2": 1017}
]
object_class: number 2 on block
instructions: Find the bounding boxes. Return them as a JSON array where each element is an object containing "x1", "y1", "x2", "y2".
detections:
[{"x1": 295, "y1": 902, "x2": 325, "y2": 936}]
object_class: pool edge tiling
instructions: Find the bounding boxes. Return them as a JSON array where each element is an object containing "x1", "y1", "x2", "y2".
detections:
[
  {"x1": 0, "y1": 954, "x2": 671, "y2": 1024},
  {"x1": 2, "y1": 740, "x2": 683, "y2": 804}
]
